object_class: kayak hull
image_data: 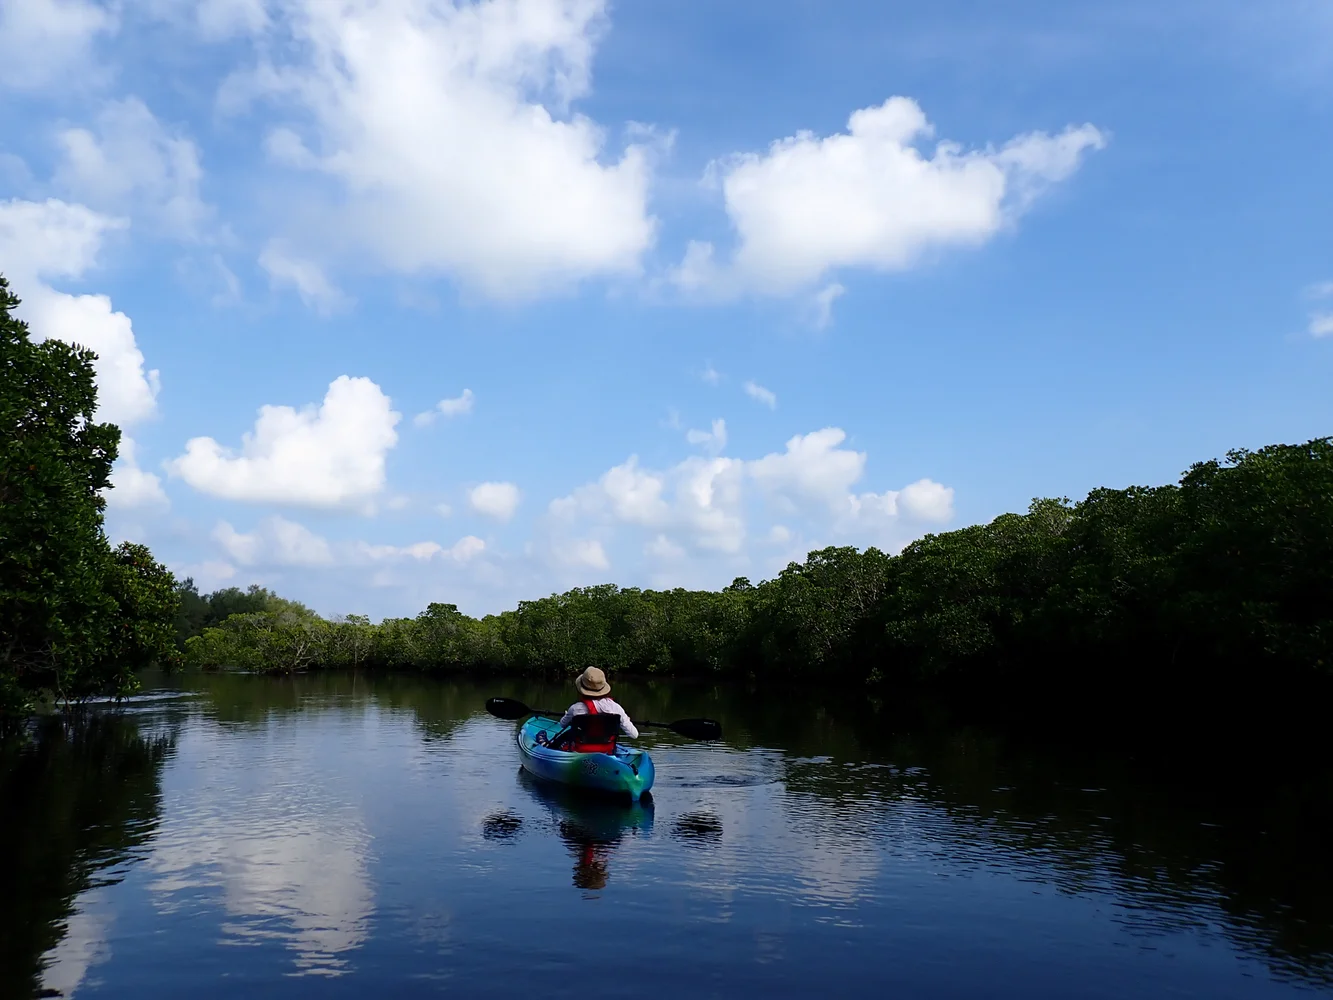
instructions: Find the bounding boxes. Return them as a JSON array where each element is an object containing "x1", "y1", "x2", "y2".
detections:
[{"x1": 517, "y1": 715, "x2": 655, "y2": 801}]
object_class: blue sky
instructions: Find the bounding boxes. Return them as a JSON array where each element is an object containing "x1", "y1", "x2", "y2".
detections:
[{"x1": 1, "y1": 0, "x2": 1330, "y2": 619}]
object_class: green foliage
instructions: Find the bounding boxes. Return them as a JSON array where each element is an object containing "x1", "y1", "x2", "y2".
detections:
[
  {"x1": 174, "y1": 437, "x2": 1333, "y2": 705},
  {"x1": 0, "y1": 274, "x2": 180, "y2": 721}
]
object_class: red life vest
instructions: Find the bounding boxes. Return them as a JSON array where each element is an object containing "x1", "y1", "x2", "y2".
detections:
[{"x1": 570, "y1": 698, "x2": 618, "y2": 754}]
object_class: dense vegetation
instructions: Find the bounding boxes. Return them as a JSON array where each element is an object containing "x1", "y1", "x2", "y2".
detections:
[
  {"x1": 0, "y1": 275, "x2": 178, "y2": 723},
  {"x1": 183, "y1": 437, "x2": 1333, "y2": 709},
  {"x1": 4, "y1": 261, "x2": 1329, "y2": 718}
]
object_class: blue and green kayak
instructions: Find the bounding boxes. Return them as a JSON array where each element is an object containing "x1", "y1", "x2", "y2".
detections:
[{"x1": 517, "y1": 715, "x2": 655, "y2": 801}]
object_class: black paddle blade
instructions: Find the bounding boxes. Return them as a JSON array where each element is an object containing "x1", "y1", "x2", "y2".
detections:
[
  {"x1": 486, "y1": 697, "x2": 532, "y2": 721},
  {"x1": 668, "y1": 718, "x2": 723, "y2": 741}
]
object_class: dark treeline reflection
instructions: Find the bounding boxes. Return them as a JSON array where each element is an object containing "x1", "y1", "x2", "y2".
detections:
[
  {"x1": 0, "y1": 715, "x2": 175, "y2": 999},
  {"x1": 137, "y1": 673, "x2": 1333, "y2": 988}
]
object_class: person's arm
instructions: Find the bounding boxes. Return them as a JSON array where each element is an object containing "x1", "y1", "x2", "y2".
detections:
[
  {"x1": 613, "y1": 701, "x2": 639, "y2": 739},
  {"x1": 559, "y1": 702, "x2": 585, "y2": 727}
]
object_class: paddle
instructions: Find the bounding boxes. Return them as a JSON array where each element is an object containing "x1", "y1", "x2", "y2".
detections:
[{"x1": 485, "y1": 697, "x2": 723, "y2": 741}]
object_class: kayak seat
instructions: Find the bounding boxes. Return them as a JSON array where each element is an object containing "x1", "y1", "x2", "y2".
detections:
[{"x1": 562, "y1": 713, "x2": 621, "y2": 753}]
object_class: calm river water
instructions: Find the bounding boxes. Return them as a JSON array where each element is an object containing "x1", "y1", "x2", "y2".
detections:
[{"x1": 3, "y1": 673, "x2": 1331, "y2": 999}]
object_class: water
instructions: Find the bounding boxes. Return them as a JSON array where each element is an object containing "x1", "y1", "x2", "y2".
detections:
[{"x1": 3, "y1": 673, "x2": 1331, "y2": 999}]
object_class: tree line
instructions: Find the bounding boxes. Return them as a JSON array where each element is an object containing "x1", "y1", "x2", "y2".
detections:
[
  {"x1": 181, "y1": 436, "x2": 1333, "y2": 710},
  {"x1": 4, "y1": 265, "x2": 1330, "y2": 722},
  {"x1": 1, "y1": 276, "x2": 177, "y2": 725}
]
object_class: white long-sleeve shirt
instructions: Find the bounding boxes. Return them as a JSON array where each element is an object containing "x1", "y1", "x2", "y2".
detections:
[{"x1": 559, "y1": 697, "x2": 639, "y2": 739}]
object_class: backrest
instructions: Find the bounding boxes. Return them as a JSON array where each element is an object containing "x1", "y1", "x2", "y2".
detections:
[{"x1": 569, "y1": 712, "x2": 621, "y2": 743}]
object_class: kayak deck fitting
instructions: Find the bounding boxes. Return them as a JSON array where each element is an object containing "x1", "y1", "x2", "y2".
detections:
[{"x1": 517, "y1": 714, "x2": 655, "y2": 801}]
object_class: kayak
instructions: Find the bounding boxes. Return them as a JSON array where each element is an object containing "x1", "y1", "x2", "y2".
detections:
[{"x1": 516, "y1": 714, "x2": 655, "y2": 801}]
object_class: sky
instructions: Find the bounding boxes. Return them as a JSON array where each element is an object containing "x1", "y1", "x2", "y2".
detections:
[{"x1": 1, "y1": 0, "x2": 1331, "y2": 620}]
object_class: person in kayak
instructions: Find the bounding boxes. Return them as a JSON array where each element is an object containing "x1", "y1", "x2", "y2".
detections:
[{"x1": 550, "y1": 667, "x2": 639, "y2": 752}]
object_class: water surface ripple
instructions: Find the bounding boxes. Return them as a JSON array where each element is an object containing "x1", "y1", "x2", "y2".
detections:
[{"x1": 3, "y1": 674, "x2": 1331, "y2": 999}]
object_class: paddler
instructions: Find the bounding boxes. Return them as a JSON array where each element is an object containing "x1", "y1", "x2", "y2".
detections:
[{"x1": 554, "y1": 667, "x2": 640, "y2": 749}]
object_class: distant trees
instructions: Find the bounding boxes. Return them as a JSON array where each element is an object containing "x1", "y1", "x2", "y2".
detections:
[
  {"x1": 0, "y1": 275, "x2": 179, "y2": 722},
  {"x1": 180, "y1": 439, "x2": 1333, "y2": 707}
]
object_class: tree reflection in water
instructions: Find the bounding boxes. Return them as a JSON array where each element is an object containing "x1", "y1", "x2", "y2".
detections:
[{"x1": 0, "y1": 713, "x2": 174, "y2": 999}]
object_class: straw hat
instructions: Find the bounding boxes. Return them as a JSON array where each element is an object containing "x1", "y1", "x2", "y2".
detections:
[{"x1": 575, "y1": 666, "x2": 611, "y2": 697}]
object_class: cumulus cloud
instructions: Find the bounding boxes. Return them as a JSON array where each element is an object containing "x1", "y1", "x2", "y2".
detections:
[
  {"x1": 22, "y1": 285, "x2": 161, "y2": 427},
  {"x1": 231, "y1": 0, "x2": 655, "y2": 298},
  {"x1": 259, "y1": 240, "x2": 349, "y2": 313},
  {"x1": 0, "y1": 198, "x2": 121, "y2": 279},
  {"x1": 54, "y1": 98, "x2": 210, "y2": 238},
  {"x1": 700, "y1": 363, "x2": 722, "y2": 385},
  {"x1": 549, "y1": 427, "x2": 954, "y2": 568},
  {"x1": 754, "y1": 428, "x2": 955, "y2": 530},
  {"x1": 750, "y1": 428, "x2": 865, "y2": 511},
  {"x1": 414, "y1": 388, "x2": 474, "y2": 427},
  {"x1": 551, "y1": 454, "x2": 746, "y2": 554},
  {"x1": 1311, "y1": 314, "x2": 1333, "y2": 338},
  {"x1": 0, "y1": 199, "x2": 161, "y2": 428},
  {"x1": 686, "y1": 418, "x2": 727, "y2": 455},
  {"x1": 105, "y1": 438, "x2": 168, "y2": 509},
  {"x1": 677, "y1": 96, "x2": 1104, "y2": 296},
  {"x1": 169, "y1": 376, "x2": 401, "y2": 507},
  {"x1": 552, "y1": 537, "x2": 610, "y2": 571},
  {"x1": 0, "y1": 0, "x2": 115, "y2": 91},
  {"x1": 743, "y1": 380, "x2": 777, "y2": 409},
  {"x1": 358, "y1": 535, "x2": 485, "y2": 563},
  {"x1": 215, "y1": 516, "x2": 335, "y2": 567},
  {"x1": 644, "y1": 534, "x2": 684, "y2": 561},
  {"x1": 469, "y1": 481, "x2": 521, "y2": 521}
]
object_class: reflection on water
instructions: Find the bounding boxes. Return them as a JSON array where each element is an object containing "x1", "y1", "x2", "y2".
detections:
[
  {"x1": 672, "y1": 811, "x2": 724, "y2": 846},
  {"x1": 0, "y1": 714, "x2": 175, "y2": 999},
  {"x1": 145, "y1": 712, "x2": 376, "y2": 976},
  {"x1": 480, "y1": 811, "x2": 523, "y2": 843},
  {"x1": 516, "y1": 771, "x2": 655, "y2": 892},
  {"x1": 3, "y1": 673, "x2": 1331, "y2": 998}
]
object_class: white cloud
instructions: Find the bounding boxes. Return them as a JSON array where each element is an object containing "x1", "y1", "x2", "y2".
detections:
[
  {"x1": 751, "y1": 427, "x2": 954, "y2": 529},
  {"x1": 170, "y1": 376, "x2": 401, "y2": 507},
  {"x1": 104, "y1": 437, "x2": 168, "y2": 509},
  {"x1": 1310, "y1": 313, "x2": 1333, "y2": 338},
  {"x1": 450, "y1": 535, "x2": 487, "y2": 562},
  {"x1": 176, "y1": 560, "x2": 238, "y2": 589},
  {"x1": 142, "y1": 0, "x2": 269, "y2": 40},
  {"x1": 679, "y1": 96, "x2": 1104, "y2": 295},
  {"x1": 414, "y1": 388, "x2": 474, "y2": 427},
  {"x1": 0, "y1": 0, "x2": 115, "y2": 91},
  {"x1": 1309, "y1": 281, "x2": 1333, "y2": 299},
  {"x1": 358, "y1": 535, "x2": 485, "y2": 563},
  {"x1": 259, "y1": 240, "x2": 349, "y2": 313},
  {"x1": 750, "y1": 428, "x2": 864, "y2": 511},
  {"x1": 435, "y1": 503, "x2": 453, "y2": 518},
  {"x1": 0, "y1": 198, "x2": 121, "y2": 278},
  {"x1": 469, "y1": 481, "x2": 521, "y2": 521},
  {"x1": 896, "y1": 478, "x2": 955, "y2": 523},
  {"x1": 700, "y1": 363, "x2": 722, "y2": 385},
  {"x1": 232, "y1": 0, "x2": 655, "y2": 298},
  {"x1": 644, "y1": 534, "x2": 684, "y2": 561},
  {"x1": 812, "y1": 282, "x2": 845, "y2": 329},
  {"x1": 552, "y1": 453, "x2": 746, "y2": 554},
  {"x1": 743, "y1": 380, "x2": 777, "y2": 409},
  {"x1": 214, "y1": 516, "x2": 335, "y2": 567},
  {"x1": 686, "y1": 418, "x2": 727, "y2": 455},
  {"x1": 22, "y1": 285, "x2": 161, "y2": 426},
  {"x1": 553, "y1": 537, "x2": 610, "y2": 570},
  {"x1": 54, "y1": 98, "x2": 210, "y2": 238},
  {"x1": 550, "y1": 426, "x2": 955, "y2": 565},
  {"x1": 0, "y1": 199, "x2": 160, "y2": 428}
]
